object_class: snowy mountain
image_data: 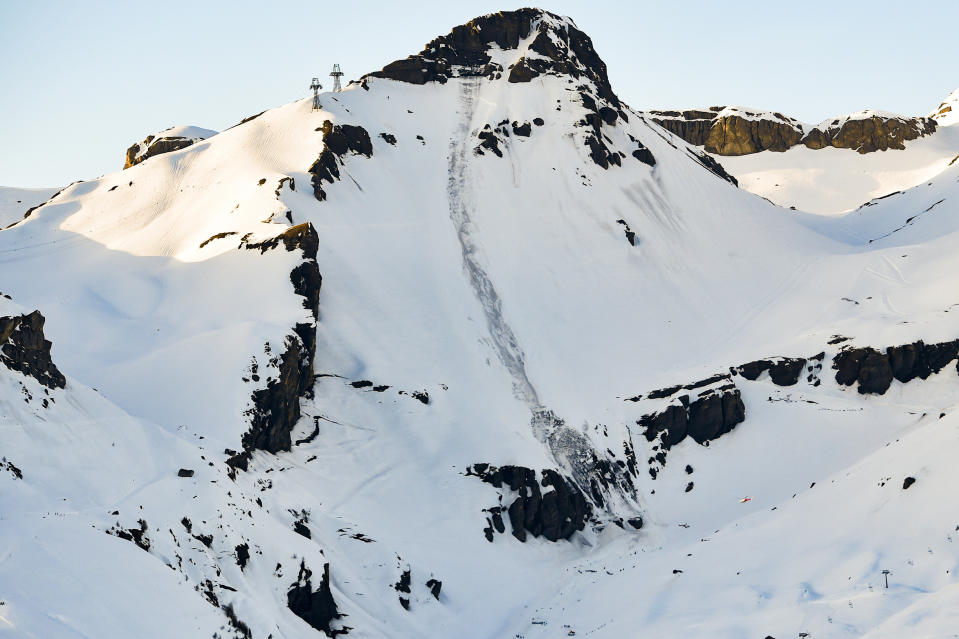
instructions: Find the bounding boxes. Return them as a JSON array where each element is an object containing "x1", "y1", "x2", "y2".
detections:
[
  {"x1": 2, "y1": 8, "x2": 959, "y2": 639},
  {"x1": 649, "y1": 93, "x2": 959, "y2": 214}
]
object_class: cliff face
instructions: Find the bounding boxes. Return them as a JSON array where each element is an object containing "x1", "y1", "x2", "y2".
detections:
[
  {"x1": 649, "y1": 107, "x2": 937, "y2": 155},
  {"x1": 802, "y1": 112, "x2": 937, "y2": 153},
  {"x1": 230, "y1": 223, "x2": 322, "y2": 469},
  {"x1": 0, "y1": 310, "x2": 66, "y2": 389},
  {"x1": 649, "y1": 107, "x2": 804, "y2": 155}
]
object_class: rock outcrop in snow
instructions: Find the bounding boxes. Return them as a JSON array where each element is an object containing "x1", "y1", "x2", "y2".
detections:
[
  {"x1": 0, "y1": 309, "x2": 65, "y2": 389},
  {"x1": 230, "y1": 223, "x2": 322, "y2": 470},
  {"x1": 649, "y1": 106, "x2": 937, "y2": 155},
  {"x1": 649, "y1": 107, "x2": 805, "y2": 155},
  {"x1": 123, "y1": 125, "x2": 217, "y2": 168},
  {"x1": 931, "y1": 88, "x2": 959, "y2": 126}
]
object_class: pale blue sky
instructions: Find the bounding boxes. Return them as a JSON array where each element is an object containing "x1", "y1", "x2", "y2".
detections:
[{"x1": 2, "y1": 0, "x2": 956, "y2": 187}]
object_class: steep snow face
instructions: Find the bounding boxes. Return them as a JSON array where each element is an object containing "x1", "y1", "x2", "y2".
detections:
[
  {"x1": 3, "y1": 7, "x2": 959, "y2": 639},
  {"x1": 931, "y1": 87, "x2": 959, "y2": 126}
]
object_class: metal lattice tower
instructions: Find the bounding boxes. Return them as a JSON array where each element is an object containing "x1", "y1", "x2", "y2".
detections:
[
  {"x1": 330, "y1": 64, "x2": 344, "y2": 93},
  {"x1": 309, "y1": 77, "x2": 322, "y2": 111}
]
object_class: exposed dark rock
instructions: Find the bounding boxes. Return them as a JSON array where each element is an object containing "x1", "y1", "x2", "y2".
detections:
[
  {"x1": 308, "y1": 121, "x2": 373, "y2": 201},
  {"x1": 230, "y1": 225, "x2": 321, "y2": 469},
  {"x1": 734, "y1": 357, "x2": 807, "y2": 386},
  {"x1": 689, "y1": 150, "x2": 738, "y2": 186},
  {"x1": 0, "y1": 311, "x2": 66, "y2": 389},
  {"x1": 650, "y1": 107, "x2": 936, "y2": 156},
  {"x1": 426, "y1": 578, "x2": 442, "y2": 600},
  {"x1": 2, "y1": 458, "x2": 23, "y2": 480},
  {"x1": 199, "y1": 231, "x2": 238, "y2": 249},
  {"x1": 394, "y1": 568, "x2": 411, "y2": 610},
  {"x1": 108, "y1": 518, "x2": 151, "y2": 552},
  {"x1": 221, "y1": 603, "x2": 253, "y2": 639},
  {"x1": 477, "y1": 129, "x2": 503, "y2": 157},
  {"x1": 650, "y1": 108, "x2": 803, "y2": 155},
  {"x1": 193, "y1": 533, "x2": 214, "y2": 548},
  {"x1": 631, "y1": 143, "x2": 656, "y2": 166},
  {"x1": 410, "y1": 390, "x2": 430, "y2": 405},
  {"x1": 834, "y1": 339, "x2": 959, "y2": 395},
  {"x1": 687, "y1": 387, "x2": 746, "y2": 444},
  {"x1": 379, "y1": 132, "x2": 397, "y2": 145},
  {"x1": 902, "y1": 476, "x2": 916, "y2": 490},
  {"x1": 287, "y1": 561, "x2": 345, "y2": 636},
  {"x1": 294, "y1": 521, "x2": 311, "y2": 539},
  {"x1": 511, "y1": 121, "x2": 532, "y2": 137},
  {"x1": 533, "y1": 117, "x2": 545, "y2": 126},
  {"x1": 366, "y1": 9, "x2": 617, "y2": 103},
  {"x1": 177, "y1": 468, "x2": 194, "y2": 478},
  {"x1": 467, "y1": 463, "x2": 592, "y2": 542},
  {"x1": 802, "y1": 115, "x2": 937, "y2": 153},
  {"x1": 235, "y1": 543, "x2": 250, "y2": 570},
  {"x1": 124, "y1": 130, "x2": 211, "y2": 169},
  {"x1": 639, "y1": 384, "x2": 745, "y2": 450}
]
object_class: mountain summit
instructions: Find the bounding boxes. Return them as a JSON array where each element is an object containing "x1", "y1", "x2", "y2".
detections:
[{"x1": 3, "y1": 8, "x2": 959, "y2": 639}]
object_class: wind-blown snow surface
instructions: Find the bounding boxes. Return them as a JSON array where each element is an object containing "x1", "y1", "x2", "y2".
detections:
[
  {"x1": 715, "y1": 119, "x2": 959, "y2": 215},
  {"x1": 0, "y1": 186, "x2": 59, "y2": 228},
  {"x1": 3, "y1": 11, "x2": 959, "y2": 638}
]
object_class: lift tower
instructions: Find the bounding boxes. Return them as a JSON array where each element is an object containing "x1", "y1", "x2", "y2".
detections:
[
  {"x1": 330, "y1": 64, "x2": 344, "y2": 93},
  {"x1": 309, "y1": 77, "x2": 322, "y2": 111}
]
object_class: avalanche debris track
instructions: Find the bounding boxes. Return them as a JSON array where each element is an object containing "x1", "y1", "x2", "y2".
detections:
[
  {"x1": 447, "y1": 77, "x2": 541, "y2": 415},
  {"x1": 447, "y1": 77, "x2": 631, "y2": 506}
]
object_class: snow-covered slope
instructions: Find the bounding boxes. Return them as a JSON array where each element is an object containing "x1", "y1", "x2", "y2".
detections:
[
  {"x1": 3, "y1": 8, "x2": 959, "y2": 639},
  {"x1": 648, "y1": 91, "x2": 958, "y2": 214},
  {"x1": 0, "y1": 186, "x2": 59, "y2": 228},
  {"x1": 718, "y1": 123, "x2": 959, "y2": 214},
  {"x1": 123, "y1": 124, "x2": 219, "y2": 169}
]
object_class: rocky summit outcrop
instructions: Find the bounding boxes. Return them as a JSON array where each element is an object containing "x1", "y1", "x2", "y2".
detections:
[
  {"x1": 0, "y1": 310, "x2": 66, "y2": 389},
  {"x1": 650, "y1": 107, "x2": 804, "y2": 155},
  {"x1": 364, "y1": 8, "x2": 639, "y2": 171},
  {"x1": 364, "y1": 8, "x2": 617, "y2": 105},
  {"x1": 123, "y1": 126, "x2": 216, "y2": 169},
  {"x1": 229, "y1": 224, "x2": 322, "y2": 470},
  {"x1": 649, "y1": 107, "x2": 937, "y2": 155},
  {"x1": 802, "y1": 112, "x2": 937, "y2": 153}
]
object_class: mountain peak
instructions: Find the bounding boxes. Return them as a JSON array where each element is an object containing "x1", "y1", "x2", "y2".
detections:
[{"x1": 363, "y1": 7, "x2": 618, "y2": 105}]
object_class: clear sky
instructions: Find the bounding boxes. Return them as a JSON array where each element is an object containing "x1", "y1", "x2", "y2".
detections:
[{"x1": 2, "y1": 0, "x2": 956, "y2": 187}]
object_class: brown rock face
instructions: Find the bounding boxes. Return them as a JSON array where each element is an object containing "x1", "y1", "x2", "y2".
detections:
[
  {"x1": 801, "y1": 115, "x2": 937, "y2": 153},
  {"x1": 651, "y1": 107, "x2": 938, "y2": 155},
  {"x1": 650, "y1": 108, "x2": 804, "y2": 155},
  {"x1": 0, "y1": 310, "x2": 66, "y2": 389},
  {"x1": 704, "y1": 115, "x2": 803, "y2": 155},
  {"x1": 124, "y1": 136, "x2": 197, "y2": 169}
]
